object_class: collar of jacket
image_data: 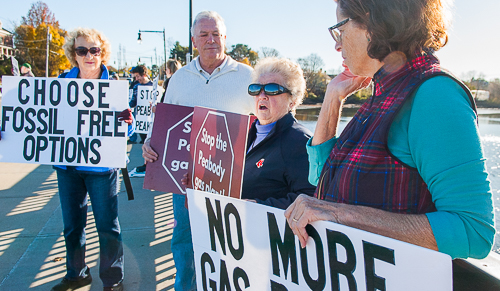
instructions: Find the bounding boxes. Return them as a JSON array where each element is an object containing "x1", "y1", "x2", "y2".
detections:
[
  {"x1": 247, "y1": 112, "x2": 295, "y2": 152},
  {"x1": 372, "y1": 50, "x2": 438, "y2": 97},
  {"x1": 64, "y1": 64, "x2": 109, "y2": 79},
  {"x1": 185, "y1": 55, "x2": 240, "y2": 82}
]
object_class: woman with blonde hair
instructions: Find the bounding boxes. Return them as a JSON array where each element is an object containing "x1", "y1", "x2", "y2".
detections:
[
  {"x1": 160, "y1": 59, "x2": 182, "y2": 103},
  {"x1": 52, "y1": 27, "x2": 132, "y2": 291}
]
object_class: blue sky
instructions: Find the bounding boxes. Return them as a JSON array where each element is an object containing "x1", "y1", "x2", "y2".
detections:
[{"x1": 2, "y1": 0, "x2": 499, "y2": 80}]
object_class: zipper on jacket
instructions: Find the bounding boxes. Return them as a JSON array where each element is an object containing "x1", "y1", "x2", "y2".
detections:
[{"x1": 206, "y1": 80, "x2": 209, "y2": 84}]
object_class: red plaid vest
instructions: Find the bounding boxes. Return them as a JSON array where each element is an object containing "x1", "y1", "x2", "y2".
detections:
[{"x1": 315, "y1": 52, "x2": 475, "y2": 214}]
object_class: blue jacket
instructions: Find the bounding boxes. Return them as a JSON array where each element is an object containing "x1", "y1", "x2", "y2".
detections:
[
  {"x1": 241, "y1": 113, "x2": 316, "y2": 209},
  {"x1": 129, "y1": 80, "x2": 153, "y2": 108},
  {"x1": 54, "y1": 65, "x2": 133, "y2": 173}
]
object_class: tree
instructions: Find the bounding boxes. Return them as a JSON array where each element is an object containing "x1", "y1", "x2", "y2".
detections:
[
  {"x1": 260, "y1": 47, "x2": 280, "y2": 58},
  {"x1": 227, "y1": 44, "x2": 258, "y2": 66},
  {"x1": 298, "y1": 53, "x2": 329, "y2": 101},
  {"x1": 14, "y1": 1, "x2": 70, "y2": 76},
  {"x1": 487, "y1": 79, "x2": 500, "y2": 105},
  {"x1": 169, "y1": 41, "x2": 198, "y2": 65}
]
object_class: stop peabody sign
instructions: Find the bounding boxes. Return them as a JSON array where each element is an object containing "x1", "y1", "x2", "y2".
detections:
[
  {"x1": 190, "y1": 106, "x2": 250, "y2": 199},
  {"x1": 144, "y1": 103, "x2": 193, "y2": 193}
]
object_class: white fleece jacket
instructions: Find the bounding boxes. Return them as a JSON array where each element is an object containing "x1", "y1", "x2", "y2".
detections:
[{"x1": 163, "y1": 56, "x2": 254, "y2": 114}]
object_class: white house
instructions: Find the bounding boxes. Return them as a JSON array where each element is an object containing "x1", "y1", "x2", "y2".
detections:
[
  {"x1": 0, "y1": 20, "x2": 15, "y2": 60},
  {"x1": 471, "y1": 90, "x2": 490, "y2": 101}
]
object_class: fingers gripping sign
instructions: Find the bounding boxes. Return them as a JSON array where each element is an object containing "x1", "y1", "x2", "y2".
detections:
[{"x1": 285, "y1": 194, "x2": 344, "y2": 248}]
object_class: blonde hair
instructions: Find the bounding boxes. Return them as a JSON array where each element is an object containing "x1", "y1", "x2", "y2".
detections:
[
  {"x1": 252, "y1": 57, "x2": 306, "y2": 114},
  {"x1": 63, "y1": 27, "x2": 111, "y2": 67}
]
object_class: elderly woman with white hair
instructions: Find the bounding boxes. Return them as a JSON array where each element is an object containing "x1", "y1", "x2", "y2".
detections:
[{"x1": 242, "y1": 57, "x2": 316, "y2": 209}]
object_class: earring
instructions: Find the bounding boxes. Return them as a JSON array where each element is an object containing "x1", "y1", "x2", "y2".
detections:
[{"x1": 367, "y1": 37, "x2": 371, "y2": 42}]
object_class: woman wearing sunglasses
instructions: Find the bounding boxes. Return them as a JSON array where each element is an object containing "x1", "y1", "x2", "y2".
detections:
[
  {"x1": 51, "y1": 28, "x2": 131, "y2": 291},
  {"x1": 285, "y1": 0, "x2": 494, "y2": 260},
  {"x1": 241, "y1": 57, "x2": 316, "y2": 209}
]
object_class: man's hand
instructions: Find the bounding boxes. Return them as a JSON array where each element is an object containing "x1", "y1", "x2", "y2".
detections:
[{"x1": 142, "y1": 139, "x2": 159, "y2": 163}]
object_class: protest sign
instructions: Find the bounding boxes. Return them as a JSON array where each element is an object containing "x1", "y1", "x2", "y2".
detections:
[
  {"x1": 187, "y1": 189, "x2": 452, "y2": 291},
  {"x1": 11, "y1": 57, "x2": 19, "y2": 76},
  {"x1": 152, "y1": 75, "x2": 159, "y2": 104},
  {"x1": 135, "y1": 85, "x2": 157, "y2": 134},
  {"x1": 190, "y1": 107, "x2": 250, "y2": 199},
  {"x1": 144, "y1": 103, "x2": 193, "y2": 194},
  {"x1": 0, "y1": 76, "x2": 129, "y2": 168}
]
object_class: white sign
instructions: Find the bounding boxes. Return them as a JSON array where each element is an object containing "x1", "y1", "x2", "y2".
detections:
[
  {"x1": 0, "y1": 76, "x2": 129, "y2": 168},
  {"x1": 11, "y1": 57, "x2": 19, "y2": 76},
  {"x1": 152, "y1": 75, "x2": 159, "y2": 104},
  {"x1": 135, "y1": 85, "x2": 157, "y2": 134},
  {"x1": 187, "y1": 189, "x2": 452, "y2": 291}
]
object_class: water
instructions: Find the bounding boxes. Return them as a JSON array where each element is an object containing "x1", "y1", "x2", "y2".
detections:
[{"x1": 296, "y1": 107, "x2": 500, "y2": 254}]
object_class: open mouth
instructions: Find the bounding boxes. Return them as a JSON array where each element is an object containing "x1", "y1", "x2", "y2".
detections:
[{"x1": 259, "y1": 104, "x2": 268, "y2": 110}]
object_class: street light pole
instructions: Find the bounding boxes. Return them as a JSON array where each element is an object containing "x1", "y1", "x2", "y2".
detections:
[
  {"x1": 188, "y1": 0, "x2": 193, "y2": 62},
  {"x1": 163, "y1": 28, "x2": 167, "y2": 75},
  {"x1": 137, "y1": 29, "x2": 167, "y2": 79},
  {"x1": 45, "y1": 26, "x2": 50, "y2": 77}
]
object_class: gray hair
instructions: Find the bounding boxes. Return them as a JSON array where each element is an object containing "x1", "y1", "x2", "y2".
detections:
[
  {"x1": 190, "y1": 11, "x2": 227, "y2": 36},
  {"x1": 252, "y1": 57, "x2": 306, "y2": 114}
]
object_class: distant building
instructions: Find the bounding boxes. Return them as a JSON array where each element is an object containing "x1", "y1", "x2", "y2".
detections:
[
  {"x1": 0, "y1": 20, "x2": 15, "y2": 60},
  {"x1": 471, "y1": 90, "x2": 490, "y2": 101}
]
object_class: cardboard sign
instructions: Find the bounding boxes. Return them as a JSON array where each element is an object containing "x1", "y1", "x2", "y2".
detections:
[
  {"x1": 187, "y1": 189, "x2": 453, "y2": 291},
  {"x1": 11, "y1": 57, "x2": 19, "y2": 76},
  {"x1": 0, "y1": 76, "x2": 129, "y2": 168},
  {"x1": 135, "y1": 85, "x2": 157, "y2": 134},
  {"x1": 189, "y1": 107, "x2": 250, "y2": 199},
  {"x1": 152, "y1": 75, "x2": 159, "y2": 105},
  {"x1": 144, "y1": 103, "x2": 193, "y2": 194}
]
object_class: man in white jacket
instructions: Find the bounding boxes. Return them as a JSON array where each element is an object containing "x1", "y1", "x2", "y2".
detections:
[{"x1": 142, "y1": 11, "x2": 253, "y2": 291}]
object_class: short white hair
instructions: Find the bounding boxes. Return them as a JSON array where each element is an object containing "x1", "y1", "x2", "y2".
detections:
[
  {"x1": 252, "y1": 57, "x2": 306, "y2": 114},
  {"x1": 190, "y1": 11, "x2": 227, "y2": 36}
]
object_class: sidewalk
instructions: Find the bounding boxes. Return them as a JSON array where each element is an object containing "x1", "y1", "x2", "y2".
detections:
[{"x1": 0, "y1": 143, "x2": 175, "y2": 290}]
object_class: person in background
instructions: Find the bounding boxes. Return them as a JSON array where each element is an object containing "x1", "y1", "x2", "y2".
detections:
[
  {"x1": 20, "y1": 63, "x2": 35, "y2": 77},
  {"x1": 110, "y1": 74, "x2": 119, "y2": 80},
  {"x1": 285, "y1": 0, "x2": 495, "y2": 260},
  {"x1": 142, "y1": 11, "x2": 254, "y2": 290},
  {"x1": 129, "y1": 65, "x2": 152, "y2": 144},
  {"x1": 51, "y1": 27, "x2": 133, "y2": 291},
  {"x1": 126, "y1": 67, "x2": 139, "y2": 143},
  {"x1": 160, "y1": 59, "x2": 182, "y2": 103},
  {"x1": 132, "y1": 59, "x2": 182, "y2": 177},
  {"x1": 242, "y1": 57, "x2": 316, "y2": 209}
]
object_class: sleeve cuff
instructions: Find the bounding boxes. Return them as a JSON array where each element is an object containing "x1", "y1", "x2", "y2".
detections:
[{"x1": 306, "y1": 136, "x2": 338, "y2": 186}]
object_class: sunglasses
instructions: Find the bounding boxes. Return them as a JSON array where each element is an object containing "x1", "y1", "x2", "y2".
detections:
[
  {"x1": 248, "y1": 83, "x2": 291, "y2": 96},
  {"x1": 75, "y1": 47, "x2": 101, "y2": 57}
]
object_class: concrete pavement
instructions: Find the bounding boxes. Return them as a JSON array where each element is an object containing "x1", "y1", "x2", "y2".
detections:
[{"x1": 0, "y1": 143, "x2": 175, "y2": 290}]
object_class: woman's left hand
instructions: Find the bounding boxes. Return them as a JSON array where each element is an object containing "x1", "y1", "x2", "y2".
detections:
[{"x1": 284, "y1": 194, "x2": 342, "y2": 248}]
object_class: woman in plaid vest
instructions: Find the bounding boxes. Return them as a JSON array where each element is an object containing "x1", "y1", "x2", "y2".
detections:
[{"x1": 285, "y1": 0, "x2": 494, "y2": 260}]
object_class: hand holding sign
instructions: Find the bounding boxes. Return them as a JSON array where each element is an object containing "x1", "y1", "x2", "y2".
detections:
[
  {"x1": 142, "y1": 139, "x2": 158, "y2": 163},
  {"x1": 118, "y1": 108, "x2": 133, "y2": 125},
  {"x1": 285, "y1": 194, "x2": 342, "y2": 248}
]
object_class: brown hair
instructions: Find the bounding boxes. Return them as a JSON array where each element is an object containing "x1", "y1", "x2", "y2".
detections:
[
  {"x1": 131, "y1": 65, "x2": 148, "y2": 76},
  {"x1": 63, "y1": 27, "x2": 111, "y2": 67},
  {"x1": 336, "y1": 0, "x2": 450, "y2": 61},
  {"x1": 166, "y1": 59, "x2": 181, "y2": 75}
]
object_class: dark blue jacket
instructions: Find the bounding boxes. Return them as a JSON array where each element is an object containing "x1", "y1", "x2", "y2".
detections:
[{"x1": 241, "y1": 113, "x2": 316, "y2": 209}]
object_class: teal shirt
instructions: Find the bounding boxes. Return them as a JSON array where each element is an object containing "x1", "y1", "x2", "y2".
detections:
[{"x1": 307, "y1": 76, "x2": 495, "y2": 259}]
